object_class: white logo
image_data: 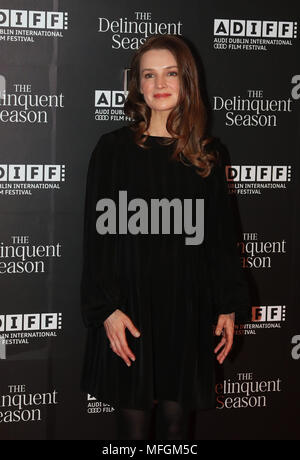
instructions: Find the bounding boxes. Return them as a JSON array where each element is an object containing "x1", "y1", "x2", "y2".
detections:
[
  {"x1": 0, "y1": 164, "x2": 65, "y2": 182},
  {"x1": 226, "y1": 166, "x2": 292, "y2": 195},
  {"x1": 213, "y1": 19, "x2": 297, "y2": 52},
  {"x1": 252, "y1": 306, "x2": 286, "y2": 322},
  {"x1": 227, "y1": 166, "x2": 291, "y2": 182},
  {"x1": 94, "y1": 90, "x2": 131, "y2": 122},
  {"x1": 236, "y1": 305, "x2": 287, "y2": 336},
  {"x1": 0, "y1": 9, "x2": 69, "y2": 43},
  {"x1": 216, "y1": 372, "x2": 282, "y2": 409},
  {"x1": 0, "y1": 313, "x2": 63, "y2": 349},
  {"x1": 0, "y1": 313, "x2": 62, "y2": 332},
  {"x1": 0, "y1": 78, "x2": 65, "y2": 124},
  {"x1": 97, "y1": 11, "x2": 183, "y2": 49},
  {"x1": 0, "y1": 165, "x2": 65, "y2": 196},
  {"x1": 213, "y1": 90, "x2": 293, "y2": 128},
  {"x1": 0, "y1": 385, "x2": 58, "y2": 423},
  {"x1": 86, "y1": 395, "x2": 115, "y2": 414},
  {"x1": 214, "y1": 19, "x2": 297, "y2": 38},
  {"x1": 0, "y1": 9, "x2": 68, "y2": 30},
  {"x1": 95, "y1": 90, "x2": 128, "y2": 108},
  {"x1": 0, "y1": 235, "x2": 62, "y2": 274}
]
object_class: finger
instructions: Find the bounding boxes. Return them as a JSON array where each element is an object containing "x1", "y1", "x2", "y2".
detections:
[
  {"x1": 117, "y1": 331, "x2": 136, "y2": 362},
  {"x1": 124, "y1": 318, "x2": 141, "y2": 338},
  {"x1": 107, "y1": 326, "x2": 135, "y2": 365},
  {"x1": 114, "y1": 336, "x2": 132, "y2": 367},
  {"x1": 217, "y1": 332, "x2": 234, "y2": 364},
  {"x1": 217, "y1": 343, "x2": 231, "y2": 363},
  {"x1": 214, "y1": 336, "x2": 226, "y2": 354},
  {"x1": 109, "y1": 340, "x2": 121, "y2": 358},
  {"x1": 110, "y1": 340, "x2": 132, "y2": 367},
  {"x1": 215, "y1": 319, "x2": 225, "y2": 336},
  {"x1": 218, "y1": 346, "x2": 231, "y2": 364},
  {"x1": 222, "y1": 334, "x2": 234, "y2": 358},
  {"x1": 106, "y1": 331, "x2": 120, "y2": 354},
  {"x1": 217, "y1": 351, "x2": 226, "y2": 364}
]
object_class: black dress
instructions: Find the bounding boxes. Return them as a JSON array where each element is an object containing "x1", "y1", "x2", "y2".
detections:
[{"x1": 80, "y1": 125, "x2": 250, "y2": 411}]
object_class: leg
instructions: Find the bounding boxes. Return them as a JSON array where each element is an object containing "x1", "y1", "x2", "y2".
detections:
[
  {"x1": 117, "y1": 407, "x2": 153, "y2": 440},
  {"x1": 155, "y1": 400, "x2": 192, "y2": 440}
]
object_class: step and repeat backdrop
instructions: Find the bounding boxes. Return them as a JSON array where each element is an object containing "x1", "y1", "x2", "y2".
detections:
[{"x1": 0, "y1": 0, "x2": 299, "y2": 440}]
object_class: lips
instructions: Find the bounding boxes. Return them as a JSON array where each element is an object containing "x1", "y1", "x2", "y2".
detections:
[{"x1": 154, "y1": 93, "x2": 171, "y2": 98}]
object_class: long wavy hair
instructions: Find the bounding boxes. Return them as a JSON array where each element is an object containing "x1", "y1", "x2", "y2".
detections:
[{"x1": 123, "y1": 34, "x2": 220, "y2": 178}]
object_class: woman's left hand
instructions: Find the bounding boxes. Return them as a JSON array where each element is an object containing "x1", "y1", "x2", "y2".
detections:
[{"x1": 214, "y1": 312, "x2": 235, "y2": 364}]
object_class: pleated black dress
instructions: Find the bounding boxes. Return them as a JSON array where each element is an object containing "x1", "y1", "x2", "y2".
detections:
[{"x1": 80, "y1": 125, "x2": 251, "y2": 411}]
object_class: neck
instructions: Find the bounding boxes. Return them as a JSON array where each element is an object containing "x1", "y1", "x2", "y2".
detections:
[{"x1": 146, "y1": 110, "x2": 172, "y2": 137}]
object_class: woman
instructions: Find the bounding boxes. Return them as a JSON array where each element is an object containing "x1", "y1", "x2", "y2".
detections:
[{"x1": 80, "y1": 34, "x2": 250, "y2": 440}]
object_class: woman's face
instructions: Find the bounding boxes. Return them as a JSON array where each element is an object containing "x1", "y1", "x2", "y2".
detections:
[{"x1": 139, "y1": 48, "x2": 180, "y2": 114}]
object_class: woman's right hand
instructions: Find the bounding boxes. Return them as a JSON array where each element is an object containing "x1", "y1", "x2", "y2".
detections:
[{"x1": 103, "y1": 309, "x2": 141, "y2": 367}]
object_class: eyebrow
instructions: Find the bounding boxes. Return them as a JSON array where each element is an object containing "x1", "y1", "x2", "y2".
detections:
[{"x1": 141, "y1": 65, "x2": 178, "y2": 72}]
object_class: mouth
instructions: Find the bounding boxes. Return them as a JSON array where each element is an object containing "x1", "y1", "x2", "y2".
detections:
[{"x1": 154, "y1": 93, "x2": 171, "y2": 98}]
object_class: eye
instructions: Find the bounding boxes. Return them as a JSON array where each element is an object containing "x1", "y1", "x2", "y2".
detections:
[
  {"x1": 168, "y1": 71, "x2": 178, "y2": 76},
  {"x1": 144, "y1": 73, "x2": 154, "y2": 79}
]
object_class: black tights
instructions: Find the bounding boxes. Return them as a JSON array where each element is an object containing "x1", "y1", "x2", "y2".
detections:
[{"x1": 117, "y1": 400, "x2": 193, "y2": 440}]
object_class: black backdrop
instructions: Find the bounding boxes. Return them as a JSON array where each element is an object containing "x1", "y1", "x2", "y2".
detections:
[{"x1": 0, "y1": 0, "x2": 299, "y2": 440}]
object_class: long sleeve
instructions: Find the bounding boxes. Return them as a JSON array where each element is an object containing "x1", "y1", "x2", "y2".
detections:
[
  {"x1": 80, "y1": 133, "x2": 127, "y2": 327},
  {"x1": 205, "y1": 156, "x2": 251, "y2": 324}
]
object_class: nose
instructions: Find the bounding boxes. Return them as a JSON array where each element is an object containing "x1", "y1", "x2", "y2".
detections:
[{"x1": 155, "y1": 74, "x2": 167, "y2": 88}]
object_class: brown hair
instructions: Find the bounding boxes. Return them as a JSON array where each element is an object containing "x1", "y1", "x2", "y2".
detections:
[{"x1": 123, "y1": 34, "x2": 220, "y2": 178}]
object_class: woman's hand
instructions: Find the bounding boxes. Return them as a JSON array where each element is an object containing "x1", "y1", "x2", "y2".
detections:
[
  {"x1": 214, "y1": 312, "x2": 235, "y2": 364},
  {"x1": 104, "y1": 309, "x2": 141, "y2": 367}
]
